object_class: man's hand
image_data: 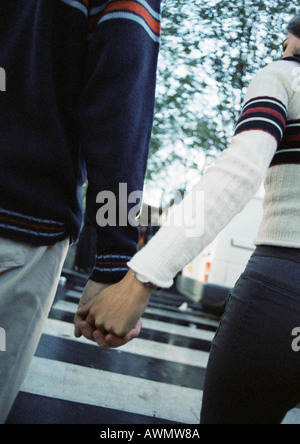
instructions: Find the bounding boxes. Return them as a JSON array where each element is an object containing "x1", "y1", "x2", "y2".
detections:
[
  {"x1": 74, "y1": 280, "x2": 111, "y2": 340},
  {"x1": 75, "y1": 270, "x2": 152, "y2": 348}
]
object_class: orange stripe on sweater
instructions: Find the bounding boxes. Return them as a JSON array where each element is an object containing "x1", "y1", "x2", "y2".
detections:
[
  {"x1": 79, "y1": 0, "x2": 89, "y2": 7},
  {"x1": 102, "y1": 1, "x2": 161, "y2": 35}
]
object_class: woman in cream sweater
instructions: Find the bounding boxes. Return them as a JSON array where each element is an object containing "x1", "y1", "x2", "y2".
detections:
[{"x1": 75, "y1": 15, "x2": 300, "y2": 424}]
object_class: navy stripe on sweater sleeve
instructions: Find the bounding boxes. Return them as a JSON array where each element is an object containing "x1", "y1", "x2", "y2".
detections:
[
  {"x1": 234, "y1": 96, "x2": 287, "y2": 145},
  {"x1": 78, "y1": 0, "x2": 161, "y2": 283}
]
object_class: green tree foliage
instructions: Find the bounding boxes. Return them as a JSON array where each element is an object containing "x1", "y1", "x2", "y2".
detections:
[{"x1": 146, "y1": 0, "x2": 297, "y2": 197}]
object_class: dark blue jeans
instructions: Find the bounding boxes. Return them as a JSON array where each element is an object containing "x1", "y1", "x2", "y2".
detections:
[{"x1": 200, "y1": 246, "x2": 300, "y2": 424}]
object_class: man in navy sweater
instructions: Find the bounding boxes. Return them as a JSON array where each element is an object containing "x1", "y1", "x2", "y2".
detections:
[{"x1": 0, "y1": 0, "x2": 161, "y2": 423}]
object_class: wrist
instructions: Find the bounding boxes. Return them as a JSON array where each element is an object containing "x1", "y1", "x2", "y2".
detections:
[
  {"x1": 122, "y1": 270, "x2": 154, "y2": 298},
  {"x1": 132, "y1": 271, "x2": 160, "y2": 290}
]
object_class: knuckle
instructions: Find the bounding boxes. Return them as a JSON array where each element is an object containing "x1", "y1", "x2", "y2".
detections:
[
  {"x1": 104, "y1": 322, "x2": 114, "y2": 334},
  {"x1": 106, "y1": 324, "x2": 123, "y2": 337},
  {"x1": 116, "y1": 327, "x2": 127, "y2": 337}
]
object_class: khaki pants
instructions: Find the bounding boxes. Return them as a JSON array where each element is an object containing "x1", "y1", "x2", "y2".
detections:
[{"x1": 0, "y1": 237, "x2": 69, "y2": 423}]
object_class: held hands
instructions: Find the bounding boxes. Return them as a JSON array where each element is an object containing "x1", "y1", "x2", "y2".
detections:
[
  {"x1": 74, "y1": 280, "x2": 112, "y2": 340},
  {"x1": 74, "y1": 270, "x2": 152, "y2": 348}
]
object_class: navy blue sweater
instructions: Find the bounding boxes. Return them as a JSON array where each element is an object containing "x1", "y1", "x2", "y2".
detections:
[{"x1": 0, "y1": 0, "x2": 161, "y2": 283}]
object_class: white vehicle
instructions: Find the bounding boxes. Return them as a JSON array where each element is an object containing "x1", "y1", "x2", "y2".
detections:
[{"x1": 177, "y1": 193, "x2": 264, "y2": 314}]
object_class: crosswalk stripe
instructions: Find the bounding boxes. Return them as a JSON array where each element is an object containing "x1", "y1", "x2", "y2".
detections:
[
  {"x1": 146, "y1": 305, "x2": 219, "y2": 329},
  {"x1": 140, "y1": 318, "x2": 215, "y2": 341},
  {"x1": 35, "y1": 333, "x2": 207, "y2": 390},
  {"x1": 8, "y1": 392, "x2": 180, "y2": 424},
  {"x1": 42, "y1": 318, "x2": 210, "y2": 368},
  {"x1": 282, "y1": 409, "x2": 300, "y2": 425},
  {"x1": 20, "y1": 357, "x2": 202, "y2": 424}
]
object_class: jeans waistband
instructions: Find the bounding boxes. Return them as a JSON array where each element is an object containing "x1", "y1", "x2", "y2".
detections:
[{"x1": 253, "y1": 245, "x2": 300, "y2": 263}]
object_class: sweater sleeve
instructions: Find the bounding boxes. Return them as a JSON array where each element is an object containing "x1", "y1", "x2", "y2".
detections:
[
  {"x1": 128, "y1": 62, "x2": 291, "y2": 288},
  {"x1": 78, "y1": 0, "x2": 161, "y2": 283}
]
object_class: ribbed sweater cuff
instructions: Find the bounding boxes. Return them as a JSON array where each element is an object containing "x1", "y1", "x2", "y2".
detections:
[
  {"x1": 127, "y1": 261, "x2": 174, "y2": 289},
  {"x1": 127, "y1": 228, "x2": 191, "y2": 289},
  {"x1": 90, "y1": 253, "x2": 133, "y2": 284}
]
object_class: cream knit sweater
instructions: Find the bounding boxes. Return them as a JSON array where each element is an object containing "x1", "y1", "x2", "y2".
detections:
[{"x1": 128, "y1": 57, "x2": 300, "y2": 288}]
